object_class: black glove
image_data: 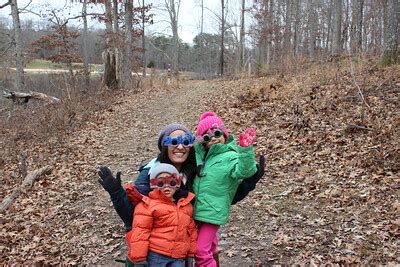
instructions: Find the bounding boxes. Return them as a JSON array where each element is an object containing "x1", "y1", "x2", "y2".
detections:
[
  {"x1": 98, "y1": 165, "x2": 122, "y2": 194},
  {"x1": 250, "y1": 155, "x2": 265, "y2": 183},
  {"x1": 231, "y1": 155, "x2": 265, "y2": 205},
  {"x1": 185, "y1": 257, "x2": 194, "y2": 267}
]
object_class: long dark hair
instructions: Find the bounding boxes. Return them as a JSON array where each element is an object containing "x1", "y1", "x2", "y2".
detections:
[{"x1": 157, "y1": 146, "x2": 197, "y2": 192}]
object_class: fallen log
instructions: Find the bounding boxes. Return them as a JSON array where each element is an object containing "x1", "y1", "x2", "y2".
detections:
[
  {"x1": 2, "y1": 91, "x2": 60, "y2": 104},
  {"x1": 0, "y1": 165, "x2": 53, "y2": 212}
]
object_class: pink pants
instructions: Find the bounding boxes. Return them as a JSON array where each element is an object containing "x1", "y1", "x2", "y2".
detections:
[{"x1": 195, "y1": 222, "x2": 219, "y2": 267}]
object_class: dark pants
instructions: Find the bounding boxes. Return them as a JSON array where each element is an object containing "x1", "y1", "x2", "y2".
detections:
[{"x1": 148, "y1": 251, "x2": 185, "y2": 267}]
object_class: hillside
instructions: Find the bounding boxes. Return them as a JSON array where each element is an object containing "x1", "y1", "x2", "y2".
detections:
[{"x1": 0, "y1": 58, "x2": 399, "y2": 265}]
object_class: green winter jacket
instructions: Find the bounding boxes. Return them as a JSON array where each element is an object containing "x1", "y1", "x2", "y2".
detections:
[{"x1": 193, "y1": 134, "x2": 257, "y2": 225}]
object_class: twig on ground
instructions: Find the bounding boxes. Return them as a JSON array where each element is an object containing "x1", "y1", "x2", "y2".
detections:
[
  {"x1": 347, "y1": 53, "x2": 371, "y2": 109},
  {"x1": 0, "y1": 165, "x2": 53, "y2": 212},
  {"x1": 346, "y1": 124, "x2": 375, "y2": 132}
]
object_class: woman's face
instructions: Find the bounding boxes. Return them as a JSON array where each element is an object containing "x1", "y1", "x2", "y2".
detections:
[{"x1": 167, "y1": 130, "x2": 190, "y2": 166}]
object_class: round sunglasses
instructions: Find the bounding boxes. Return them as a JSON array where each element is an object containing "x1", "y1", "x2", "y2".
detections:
[
  {"x1": 201, "y1": 129, "x2": 224, "y2": 143},
  {"x1": 150, "y1": 174, "x2": 182, "y2": 189},
  {"x1": 163, "y1": 134, "x2": 195, "y2": 148}
]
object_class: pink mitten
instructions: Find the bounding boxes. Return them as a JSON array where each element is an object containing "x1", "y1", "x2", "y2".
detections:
[{"x1": 239, "y1": 128, "x2": 256, "y2": 147}]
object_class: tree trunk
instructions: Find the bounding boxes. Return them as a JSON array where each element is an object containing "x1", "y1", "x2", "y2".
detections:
[
  {"x1": 165, "y1": 0, "x2": 180, "y2": 76},
  {"x1": 10, "y1": 0, "x2": 24, "y2": 91},
  {"x1": 308, "y1": 0, "x2": 317, "y2": 61},
  {"x1": 350, "y1": 0, "x2": 358, "y2": 53},
  {"x1": 112, "y1": 0, "x2": 119, "y2": 34},
  {"x1": 381, "y1": 0, "x2": 399, "y2": 65},
  {"x1": 357, "y1": 0, "x2": 364, "y2": 53},
  {"x1": 200, "y1": 0, "x2": 204, "y2": 77},
  {"x1": 121, "y1": 0, "x2": 133, "y2": 88},
  {"x1": 142, "y1": 0, "x2": 146, "y2": 78},
  {"x1": 220, "y1": 0, "x2": 225, "y2": 76},
  {"x1": 238, "y1": 0, "x2": 245, "y2": 71},
  {"x1": 331, "y1": 0, "x2": 342, "y2": 56},
  {"x1": 325, "y1": 0, "x2": 333, "y2": 54},
  {"x1": 3, "y1": 91, "x2": 60, "y2": 104},
  {"x1": 102, "y1": 0, "x2": 118, "y2": 89},
  {"x1": 283, "y1": 0, "x2": 292, "y2": 56},
  {"x1": 113, "y1": 0, "x2": 122, "y2": 85},
  {"x1": 383, "y1": 0, "x2": 388, "y2": 48},
  {"x1": 343, "y1": 0, "x2": 350, "y2": 53},
  {"x1": 257, "y1": 1, "x2": 265, "y2": 67},
  {"x1": 267, "y1": 0, "x2": 273, "y2": 65},
  {"x1": 122, "y1": 0, "x2": 134, "y2": 87},
  {"x1": 293, "y1": 0, "x2": 301, "y2": 59},
  {"x1": 82, "y1": 0, "x2": 90, "y2": 89}
]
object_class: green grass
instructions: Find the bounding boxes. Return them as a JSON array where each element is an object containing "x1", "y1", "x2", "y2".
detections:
[
  {"x1": 25, "y1": 59, "x2": 59, "y2": 69},
  {"x1": 25, "y1": 60, "x2": 102, "y2": 72}
]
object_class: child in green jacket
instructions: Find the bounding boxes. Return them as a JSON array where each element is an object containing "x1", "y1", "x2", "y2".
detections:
[{"x1": 193, "y1": 112, "x2": 257, "y2": 267}]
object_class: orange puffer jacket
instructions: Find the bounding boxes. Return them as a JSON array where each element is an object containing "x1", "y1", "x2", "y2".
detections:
[{"x1": 126, "y1": 188, "x2": 197, "y2": 262}]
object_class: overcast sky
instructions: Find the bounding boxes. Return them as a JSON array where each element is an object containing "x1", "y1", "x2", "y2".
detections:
[{"x1": 0, "y1": 0, "x2": 253, "y2": 44}]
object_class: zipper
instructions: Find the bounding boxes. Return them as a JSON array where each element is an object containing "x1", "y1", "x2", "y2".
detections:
[{"x1": 194, "y1": 158, "x2": 206, "y2": 211}]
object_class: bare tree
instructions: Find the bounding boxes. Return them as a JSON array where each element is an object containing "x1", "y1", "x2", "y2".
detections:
[
  {"x1": 102, "y1": 0, "x2": 118, "y2": 89},
  {"x1": 308, "y1": 0, "x2": 317, "y2": 61},
  {"x1": 267, "y1": 0, "x2": 273, "y2": 65},
  {"x1": 331, "y1": 0, "x2": 342, "y2": 56},
  {"x1": 120, "y1": 0, "x2": 133, "y2": 87},
  {"x1": 357, "y1": 0, "x2": 364, "y2": 52},
  {"x1": 381, "y1": 0, "x2": 399, "y2": 65},
  {"x1": 283, "y1": 0, "x2": 292, "y2": 56},
  {"x1": 10, "y1": 0, "x2": 25, "y2": 90},
  {"x1": 350, "y1": 0, "x2": 364, "y2": 53},
  {"x1": 220, "y1": 0, "x2": 225, "y2": 76},
  {"x1": 164, "y1": 0, "x2": 180, "y2": 76},
  {"x1": 200, "y1": 0, "x2": 204, "y2": 75},
  {"x1": 293, "y1": 0, "x2": 301, "y2": 59},
  {"x1": 112, "y1": 0, "x2": 119, "y2": 34},
  {"x1": 82, "y1": 0, "x2": 90, "y2": 88},
  {"x1": 142, "y1": 0, "x2": 146, "y2": 78},
  {"x1": 238, "y1": 0, "x2": 245, "y2": 70}
]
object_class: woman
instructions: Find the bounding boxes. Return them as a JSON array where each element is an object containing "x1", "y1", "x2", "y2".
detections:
[{"x1": 98, "y1": 123, "x2": 265, "y2": 232}]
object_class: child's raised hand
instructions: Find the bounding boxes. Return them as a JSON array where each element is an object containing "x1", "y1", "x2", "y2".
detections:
[{"x1": 239, "y1": 128, "x2": 256, "y2": 147}]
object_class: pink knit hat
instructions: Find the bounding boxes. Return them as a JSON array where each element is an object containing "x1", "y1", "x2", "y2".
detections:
[{"x1": 196, "y1": 112, "x2": 229, "y2": 138}]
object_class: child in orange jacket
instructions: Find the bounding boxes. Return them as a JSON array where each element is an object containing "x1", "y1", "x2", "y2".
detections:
[{"x1": 125, "y1": 163, "x2": 197, "y2": 267}]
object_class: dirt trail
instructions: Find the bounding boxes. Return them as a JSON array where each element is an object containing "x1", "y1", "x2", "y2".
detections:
[
  {"x1": 88, "y1": 80, "x2": 253, "y2": 265},
  {"x1": 3, "y1": 79, "x2": 260, "y2": 266},
  {"x1": 3, "y1": 65, "x2": 399, "y2": 265},
  {"x1": 0, "y1": 80, "x2": 213, "y2": 263}
]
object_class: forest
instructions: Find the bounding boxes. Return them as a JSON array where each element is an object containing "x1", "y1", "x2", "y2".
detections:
[{"x1": 0, "y1": 0, "x2": 399, "y2": 265}]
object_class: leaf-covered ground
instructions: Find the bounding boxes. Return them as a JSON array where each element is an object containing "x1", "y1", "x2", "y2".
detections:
[{"x1": 1, "y1": 59, "x2": 399, "y2": 265}]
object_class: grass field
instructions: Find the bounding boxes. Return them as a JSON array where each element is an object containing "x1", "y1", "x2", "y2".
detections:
[{"x1": 25, "y1": 59, "x2": 102, "y2": 72}]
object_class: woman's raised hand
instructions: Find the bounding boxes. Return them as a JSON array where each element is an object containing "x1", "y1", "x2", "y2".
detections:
[{"x1": 98, "y1": 166, "x2": 122, "y2": 194}]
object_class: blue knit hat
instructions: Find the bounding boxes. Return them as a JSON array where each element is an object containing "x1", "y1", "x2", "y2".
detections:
[{"x1": 157, "y1": 123, "x2": 191, "y2": 150}]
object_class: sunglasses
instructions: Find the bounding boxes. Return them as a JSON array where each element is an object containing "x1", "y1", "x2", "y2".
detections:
[
  {"x1": 150, "y1": 173, "x2": 182, "y2": 189},
  {"x1": 163, "y1": 134, "x2": 195, "y2": 148},
  {"x1": 197, "y1": 127, "x2": 225, "y2": 143}
]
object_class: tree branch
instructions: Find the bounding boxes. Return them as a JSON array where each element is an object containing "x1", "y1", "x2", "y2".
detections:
[
  {"x1": 0, "y1": 1, "x2": 10, "y2": 9},
  {"x1": 18, "y1": 0, "x2": 32, "y2": 12},
  {"x1": 0, "y1": 41, "x2": 13, "y2": 57},
  {"x1": 147, "y1": 38, "x2": 172, "y2": 62},
  {"x1": 0, "y1": 165, "x2": 53, "y2": 212}
]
